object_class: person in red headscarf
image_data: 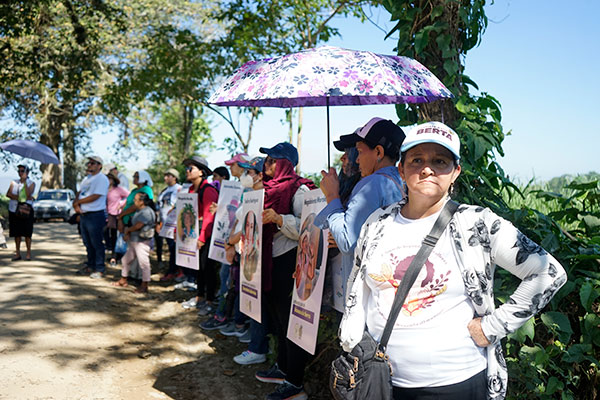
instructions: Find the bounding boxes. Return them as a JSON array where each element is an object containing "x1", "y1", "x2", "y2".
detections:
[{"x1": 254, "y1": 142, "x2": 316, "y2": 400}]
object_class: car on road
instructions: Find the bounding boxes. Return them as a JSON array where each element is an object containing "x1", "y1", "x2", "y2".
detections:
[{"x1": 33, "y1": 189, "x2": 76, "y2": 222}]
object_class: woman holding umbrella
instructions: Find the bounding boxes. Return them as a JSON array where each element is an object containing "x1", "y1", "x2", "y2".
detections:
[{"x1": 6, "y1": 164, "x2": 36, "y2": 261}]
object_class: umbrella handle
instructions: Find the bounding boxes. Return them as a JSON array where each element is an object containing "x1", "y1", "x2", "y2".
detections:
[{"x1": 326, "y1": 97, "x2": 330, "y2": 170}]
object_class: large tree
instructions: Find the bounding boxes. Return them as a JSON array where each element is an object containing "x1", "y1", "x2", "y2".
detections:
[{"x1": 1, "y1": 0, "x2": 122, "y2": 190}]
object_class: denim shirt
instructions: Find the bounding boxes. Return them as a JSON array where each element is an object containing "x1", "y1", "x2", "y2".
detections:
[{"x1": 314, "y1": 165, "x2": 405, "y2": 298}]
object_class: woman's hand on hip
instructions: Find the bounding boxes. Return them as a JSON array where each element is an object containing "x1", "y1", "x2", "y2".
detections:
[{"x1": 468, "y1": 317, "x2": 491, "y2": 347}]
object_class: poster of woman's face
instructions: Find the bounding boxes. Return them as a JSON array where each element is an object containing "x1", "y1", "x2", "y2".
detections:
[
  {"x1": 242, "y1": 210, "x2": 259, "y2": 281},
  {"x1": 178, "y1": 205, "x2": 197, "y2": 242},
  {"x1": 294, "y1": 213, "x2": 323, "y2": 301}
]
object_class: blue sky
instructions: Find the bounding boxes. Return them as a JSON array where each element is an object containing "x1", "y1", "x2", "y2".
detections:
[{"x1": 2, "y1": 1, "x2": 598, "y2": 193}]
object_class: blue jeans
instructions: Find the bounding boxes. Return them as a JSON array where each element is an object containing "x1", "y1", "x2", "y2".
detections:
[
  {"x1": 219, "y1": 263, "x2": 230, "y2": 296},
  {"x1": 80, "y1": 211, "x2": 106, "y2": 273},
  {"x1": 248, "y1": 296, "x2": 270, "y2": 355}
]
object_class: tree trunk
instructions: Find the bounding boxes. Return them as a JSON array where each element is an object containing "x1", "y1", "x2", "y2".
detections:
[
  {"x1": 296, "y1": 107, "x2": 303, "y2": 173},
  {"x1": 286, "y1": 108, "x2": 293, "y2": 143},
  {"x1": 182, "y1": 102, "x2": 194, "y2": 156},
  {"x1": 412, "y1": 0, "x2": 463, "y2": 127},
  {"x1": 38, "y1": 100, "x2": 63, "y2": 190},
  {"x1": 62, "y1": 118, "x2": 77, "y2": 192}
]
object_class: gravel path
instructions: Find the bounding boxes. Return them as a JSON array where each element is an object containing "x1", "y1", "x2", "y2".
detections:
[{"x1": 0, "y1": 222, "x2": 274, "y2": 400}]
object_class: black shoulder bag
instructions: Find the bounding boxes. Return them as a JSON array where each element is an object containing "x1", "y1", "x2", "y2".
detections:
[{"x1": 330, "y1": 200, "x2": 459, "y2": 400}]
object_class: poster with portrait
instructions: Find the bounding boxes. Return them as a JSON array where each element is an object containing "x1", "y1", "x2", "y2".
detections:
[
  {"x1": 287, "y1": 189, "x2": 329, "y2": 355},
  {"x1": 159, "y1": 208, "x2": 177, "y2": 239},
  {"x1": 329, "y1": 252, "x2": 345, "y2": 313},
  {"x1": 175, "y1": 192, "x2": 199, "y2": 270},
  {"x1": 208, "y1": 181, "x2": 243, "y2": 264},
  {"x1": 239, "y1": 189, "x2": 264, "y2": 323}
]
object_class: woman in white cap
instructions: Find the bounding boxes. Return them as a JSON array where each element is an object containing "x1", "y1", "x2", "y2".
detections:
[
  {"x1": 338, "y1": 122, "x2": 567, "y2": 400},
  {"x1": 117, "y1": 170, "x2": 154, "y2": 230}
]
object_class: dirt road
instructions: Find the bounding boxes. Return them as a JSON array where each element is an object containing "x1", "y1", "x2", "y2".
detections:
[{"x1": 0, "y1": 222, "x2": 278, "y2": 399}]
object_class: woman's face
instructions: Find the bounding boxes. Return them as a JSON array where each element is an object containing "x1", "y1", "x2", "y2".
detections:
[
  {"x1": 399, "y1": 143, "x2": 461, "y2": 201},
  {"x1": 230, "y1": 163, "x2": 243, "y2": 178},
  {"x1": 213, "y1": 172, "x2": 224, "y2": 184},
  {"x1": 185, "y1": 164, "x2": 202, "y2": 182},
  {"x1": 340, "y1": 152, "x2": 350, "y2": 175},
  {"x1": 183, "y1": 212, "x2": 193, "y2": 229},
  {"x1": 17, "y1": 166, "x2": 28, "y2": 178},
  {"x1": 133, "y1": 193, "x2": 144, "y2": 208},
  {"x1": 245, "y1": 216, "x2": 254, "y2": 242},
  {"x1": 133, "y1": 173, "x2": 141, "y2": 187},
  {"x1": 355, "y1": 141, "x2": 381, "y2": 177},
  {"x1": 264, "y1": 156, "x2": 277, "y2": 177}
]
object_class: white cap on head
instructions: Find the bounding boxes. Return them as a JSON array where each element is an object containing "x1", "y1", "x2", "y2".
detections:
[
  {"x1": 401, "y1": 121, "x2": 460, "y2": 161},
  {"x1": 105, "y1": 162, "x2": 116, "y2": 171}
]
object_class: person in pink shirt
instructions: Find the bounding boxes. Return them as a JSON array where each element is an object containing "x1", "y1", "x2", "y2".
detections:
[{"x1": 106, "y1": 172, "x2": 129, "y2": 265}]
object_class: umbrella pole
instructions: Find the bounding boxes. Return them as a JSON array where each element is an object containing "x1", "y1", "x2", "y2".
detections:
[{"x1": 326, "y1": 97, "x2": 330, "y2": 170}]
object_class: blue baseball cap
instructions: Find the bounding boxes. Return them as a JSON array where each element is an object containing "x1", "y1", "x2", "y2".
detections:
[
  {"x1": 259, "y1": 142, "x2": 299, "y2": 166},
  {"x1": 238, "y1": 156, "x2": 265, "y2": 173}
]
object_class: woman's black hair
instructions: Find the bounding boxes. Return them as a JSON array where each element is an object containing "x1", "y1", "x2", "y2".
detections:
[
  {"x1": 136, "y1": 192, "x2": 156, "y2": 210},
  {"x1": 360, "y1": 140, "x2": 400, "y2": 162},
  {"x1": 213, "y1": 166, "x2": 230, "y2": 180}
]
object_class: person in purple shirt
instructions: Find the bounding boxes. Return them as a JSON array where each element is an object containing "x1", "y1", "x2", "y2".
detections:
[{"x1": 316, "y1": 118, "x2": 406, "y2": 298}]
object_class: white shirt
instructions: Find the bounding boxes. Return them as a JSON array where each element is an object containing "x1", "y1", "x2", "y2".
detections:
[
  {"x1": 8, "y1": 179, "x2": 34, "y2": 212},
  {"x1": 272, "y1": 184, "x2": 309, "y2": 257},
  {"x1": 79, "y1": 173, "x2": 109, "y2": 212},
  {"x1": 364, "y1": 209, "x2": 486, "y2": 387}
]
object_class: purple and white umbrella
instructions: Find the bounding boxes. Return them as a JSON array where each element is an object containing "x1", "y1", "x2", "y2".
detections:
[{"x1": 208, "y1": 45, "x2": 453, "y2": 164}]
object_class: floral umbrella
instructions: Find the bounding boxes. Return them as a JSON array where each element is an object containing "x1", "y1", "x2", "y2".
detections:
[{"x1": 208, "y1": 45, "x2": 453, "y2": 165}]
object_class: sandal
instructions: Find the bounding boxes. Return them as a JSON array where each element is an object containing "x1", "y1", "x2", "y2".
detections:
[
  {"x1": 11, "y1": 255, "x2": 22, "y2": 261},
  {"x1": 111, "y1": 279, "x2": 128, "y2": 288}
]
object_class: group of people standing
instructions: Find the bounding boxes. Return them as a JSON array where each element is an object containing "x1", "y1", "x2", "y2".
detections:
[
  {"x1": 172, "y1": 117, "x2": 565, "y2": 400},
  {"x1": 2, "y1": 115, "x2": 567, "y2": 400}
]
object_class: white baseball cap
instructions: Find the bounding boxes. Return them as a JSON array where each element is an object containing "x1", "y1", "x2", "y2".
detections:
[{"x1": 401, "y1": 121, "x2": 460, "y2": 161}]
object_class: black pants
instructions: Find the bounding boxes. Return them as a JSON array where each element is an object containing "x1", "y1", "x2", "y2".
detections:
[
  {"x1": 265, "y1": 248, "x2": 312, "y2": 387},
  {"x1": 197, "y1": 243, "x2": 218, "y2": 302},
  {"x1": 392, "y1": 369, "x2": 487, "y2": 400},
  {"x1": 155, "y1": 233, "x2": 164, "y2": 262}
]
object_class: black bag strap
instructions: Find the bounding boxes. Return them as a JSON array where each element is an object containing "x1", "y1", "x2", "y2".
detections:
[{"x1": 378, "y1": 200, "x2": 459, "y2": 351}]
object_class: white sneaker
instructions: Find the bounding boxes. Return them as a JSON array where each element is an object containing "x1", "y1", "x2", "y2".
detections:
[
  {"x1": 233, "y1": 350, "x2": 266, "y2": 365},
  {"x1": 181, "y1": 297, "x2": 198, "y2": 309},
  {"x1": 174, "y1": 281, "x2": 197, "y2": 290}
]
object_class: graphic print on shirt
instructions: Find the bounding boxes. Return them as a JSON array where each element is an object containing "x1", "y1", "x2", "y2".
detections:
[{"x1": 368, "y1": 246, "x2": 452, "y2": 320}]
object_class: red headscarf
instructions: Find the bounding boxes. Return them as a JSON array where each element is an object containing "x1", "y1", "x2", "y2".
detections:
[{"x1": 261, "y1": 158, "x2": 316, "y2": 291}]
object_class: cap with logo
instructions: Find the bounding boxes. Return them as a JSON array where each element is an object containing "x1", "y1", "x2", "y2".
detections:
[
  {"x1": 338, "y1": 117, "x2": 405, "y2": 158},
  {"x1": 401, "y1": 121, "x2": 460, "y2": 161},
  {"x1": 238, "y1": 156, "x2": 265, "y2": 173}
]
